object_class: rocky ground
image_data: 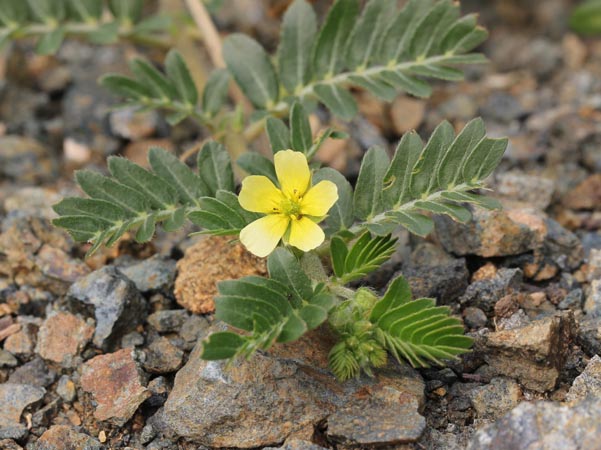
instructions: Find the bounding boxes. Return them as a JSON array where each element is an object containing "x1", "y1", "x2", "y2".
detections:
[{"x1": 1, "y1": 0, "x2": 601, "y2": 449}]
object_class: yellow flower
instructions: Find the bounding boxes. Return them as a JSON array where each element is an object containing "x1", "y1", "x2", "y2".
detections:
[{"x1": 238, "y1": 150, "x2": 338, "y2": 257}]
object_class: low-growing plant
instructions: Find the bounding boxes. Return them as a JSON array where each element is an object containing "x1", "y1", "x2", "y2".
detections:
[{"x1": 36, "y1": 0, "x2": 508, "y2": 380}]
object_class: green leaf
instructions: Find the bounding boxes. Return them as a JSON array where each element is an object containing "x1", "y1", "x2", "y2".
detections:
[
  {"x1": 148, "y1": 147, "x2": 207, "y2": 205},
  {"x1": 27, "y1": 0, "x2": 65, "y2": 22},
  {"x1": 100, "y1": 74, "x2": 152, "y2": 101},
  {"x1": 165, "y1": 50, "x2": 198, "y2": 106},
  {"x1": 52, "y1": 216, "x2": 112, "y2": 242},
  {"x1": 87, "y1": 21, "x2": 120, "y2": 44},
  {"x1": 0, "y1": 1, "x2": 29, "y2": 25},
  {"x1": 371, "y1": 275, "x2": 472, "y2": 368},
  {"x1": 289, "y1": 102, "x2": 312, "y2": 153},
  {"x1": 53, "y1": 198, "x2": 127, "y2": 223},
  {"x1": 107, "y1": 156, "x2": 179, "y2": 209},
  {"x1": 378, "y1": 0, "x2": 424, "y2": 62},
  {"x1": 462, "y1": 137, "x2": 509, "y2": 183},
  {"x1": 313, "y1": 0, "x2": 360, "y2": 79},
  {"x1": 386, "y1": 211, "x2": 434, "y2": 237},
  {"x1": 201, "y1": 332, "x2": 246, "y2": 360},
  {"x1": 108, "y1": 0, "x2": 143, "y2": 24},
  {"x1": 570, "y1": 0, "x2": 601, "y2": 35},
  {"x1": 409, "y1": 0, "x2": 456, "y2": 59},
  {"x1": 414, "y1": 200, "x2": 471, "y2": 223},
  {"x1": 197, "y1": 141, "x2": 235, "y2": 196},
  {"x1": 267, "y1": 248, "x2": 313, "y2": 306},
  {"x1": 353, "y1": 146, "x2": 390, "y2": 220},
  {"x1": 440, "y1": 14, "x2": 478, "y2": 53},
  {"x1": 313, "y1": 83, "x2": 357, "y2": 120},
  {"x1": 75, "y1": 170, "x2": 149, "y2": 217},
  {"x1": 410, "y1": 120, "x2": 455, "y2": 197},
  {"x1": 223, "y1": 34, "x2": 279, "y2": 109},
  {"x1": 347, "y1": 74, "x2": 397, "y2": 102},
  {"x1": 379, "y1": 70, "x2": 432, "y2": 98},
  {"x1": 447, "y1": 27, "x2": 489, "y2": 55},
  {"x1": 346, "y1": 0, "x2": 395, "y2": 70},
  {"x1": 130, "y1": 58, "x2": 176, "y2": 101},
  {"x1": 36, "y1": 27, "x2": 65, "y2": 55},
  {"x1": 236, "y1": 153, "x2": 277, "y2": 185},
  {"x1": 382, "y1": 131, "x2": 423, "y2": 208},
  {"x1": 202, "y1": 69, "x2": 230, "y2": 117},
  {"x1": 189, "y1": 191, "x2": 253, "y2": 235},
  {"x1": 334, "y1": 233, "x2": 397, "y2": 284},
  {"x1": 278, "y1": 0, "x2": 317, "y2": 94},
  {"x1": 440, "y1": 191, "x2": 501, "y2": 210},
  {"x1": 330, "y1": 236, "x2": 348, "y2": 278},
  {"x1": 132, "y1": 14, "x2": 172, "y2": 33},
  {"x1": 266, "y1": 117, "x2": 291, "y2": 154},
  {"x1": 136, "y1": 213, "x2": 157, "y2": 242},
  {"x1": 436, "y1": 118, "x2": 486, "y2": 189},
  {"x1": 313, "y1": 168, "x2": 354, "y2": 234},
  {"x1": 68, "y1": 0, "x2": 103, "y2": 21}
]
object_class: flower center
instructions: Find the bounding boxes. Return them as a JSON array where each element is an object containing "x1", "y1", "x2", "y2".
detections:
[{"x1": 280, "y1": 194, "x2": 302, "y2": 219}]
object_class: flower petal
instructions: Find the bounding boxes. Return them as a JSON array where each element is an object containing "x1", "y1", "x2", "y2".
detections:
[
  {"x1": 300, "y1": 180, "x2": 339, "y2": 217},
  {"x1": 274, "y1": 150, "x2": 311, "y2": 199},
  {"x1": 288, "y1": 216, "x2": 325, "y2": 252},
  {"x1": 240, "y1": 214, "x2": 290, "y2": 257},
  {"x1": 238, "y1": 175, "x2": 285, "y2": 214}
]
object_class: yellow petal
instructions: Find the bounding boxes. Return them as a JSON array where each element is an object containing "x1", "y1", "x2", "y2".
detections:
[
  {"x1": 300, "y1": 180, "x2": 339, "y2": 217},
  {"x1": 238, "y1": 175, "x2": 285, "y2": 214},
  {"x1": 288, "y1": 216, "x2": 325, "y2": 252},
  {"x1": 274, "y1": 150, "x2": 311, "y2": 199},
  {"x1": 240, "y1": 214, "x2": 290, "y2": 257}
]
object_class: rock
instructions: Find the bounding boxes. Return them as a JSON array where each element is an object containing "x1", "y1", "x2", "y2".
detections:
[
  {"x1": 435, "y1": 208, "x2": 537, "y2": 258},
  {"x1": 496, "y1": 309, "x2": 531, "y2": 331},
  {"x1": 147, "y1": 310, "x2": 189, "y2": 333},
  {"x1": 265, "y1": 439, "x2": 328, "y2": 450},
  {"x1": 154, "y1": 324, "x2": 425, "y2": 448},
  {"x1": 0, "y1": 383, "x2": 45, "y2": 440},
  {"x1": 147, "y1": 376, "x2": 170, "y2": 408},
  {"x1": 122, "y1": 139, "x2": 175, "y2": 168},
  {"x1": 463, "y1": 307, "x2": 488, "y2": 329},
  {"x1": 479, "y1": 312, "x2": 576, "y2": 392},
  {"x1": 36, "y1": 425, "x2": 102, "y2": 450},
  {"x1": 460, "y1": 268, "x2": 523, "y2": 314},
  {"x1": 326, "y1": 386, "x2": 426, "y2": 447},
  {"x1": 174, "y1": 236, "x2": 267, "y2": 314},
  {"x1": 480, "y1": 92, "x2": 524, "y2": 123},
  {"x1": 0, "y1": 349, "x2": 18, "y2": 368},
  {"x1": 563, "y1": 174, "x2": 601, "y2": 210},
  {"x1": 80, "y1": 348, "x2": 150, "y2": 425},
  {"x1": 3, "y1": 321, "x2": 37, "y2": 357},
  {"x1": 142, "y1": 337, "x2": 184, "y2": 374},
  {"x1": 495, "y1": 171, "x2": 555, "y2": 210},
  {"x1": 584, "y1": 280, "x2": 601, "y2": 317},
  {"x1": 121, "y1": 331, "x2": 145, "y2": 348},
  {"x1": 567, "y1": 355, "x2": 601, "y2": 403},
  {"x1": 68, "y1": 266, "x2": 146, "y2": 349},
  {"x1": 0, "y1": 217, "x2": 86, "y2": 295},
  {"x1": 56, "y1": 375, "x2": 77, "y2": 403},
  {"x1": 179, "y1": 315, "x2": 211, "y2": 350},
  {"x1": 120, "y1": 255, "x2": 177, "y2": 293},
  {"x1": 3, "y1": 188, "x2": 61, "y2": 222},
  {"x1": 390, "y1": 96, "x2": 426, "y2": 134},
  {"x1": 8, "y1": 357, "x2": 56, "y2": 388},
  {"x1": 467, "y1": 399, "x2": 601, "y2": 450},
  {"x1": 36, "y1": 312, "x2": 94, "y2": 367},
  {"x1": 468, "y1": 377, "x2": 521, "y2": 420},
  {"x1": 0, "y1": 440, "x2": 22, "y2": 450},
  {"x1": 0, "y1": 135, "x2": 55, "y2": 183},
  {"x1": 109, "y1": 108, "x2": 160, "y2": 140},
  {"x1": 559, "y1": 288, "x2": 583, "y2": 311},
  {"x1": 399, "y1": 243, "x2": 469, "y2": 304}
]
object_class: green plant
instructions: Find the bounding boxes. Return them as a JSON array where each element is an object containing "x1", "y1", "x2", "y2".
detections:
[
  {"x1": 570, "y1": 0, "x2": 601, "y2": 35},
  {"x1": 0, "y1": 0, "x2": 172, "y2": 54},
  {"x1": 48, "y1": 0, "x2": 508, "y2": 380}
]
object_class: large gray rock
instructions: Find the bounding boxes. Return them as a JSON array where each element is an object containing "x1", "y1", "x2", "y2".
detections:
[
  {"x1": 461, "y1": 268, "x2": 523, "y2": 313},
  {"x1": 467, "y1": 400, "x2": 601, "y2": 450},
  {"x1": 120, "y1": 255, "x2": 177, "y2": 293},
  {"x1": 68, "y1": 266, "x2": 146, "y2": 349},
  {"x1": 154, "y1": 324, "x2": 425, "y2": 448},
  {"x1": 567, "y1": 355, "x2": 601, "y2": 403}
]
